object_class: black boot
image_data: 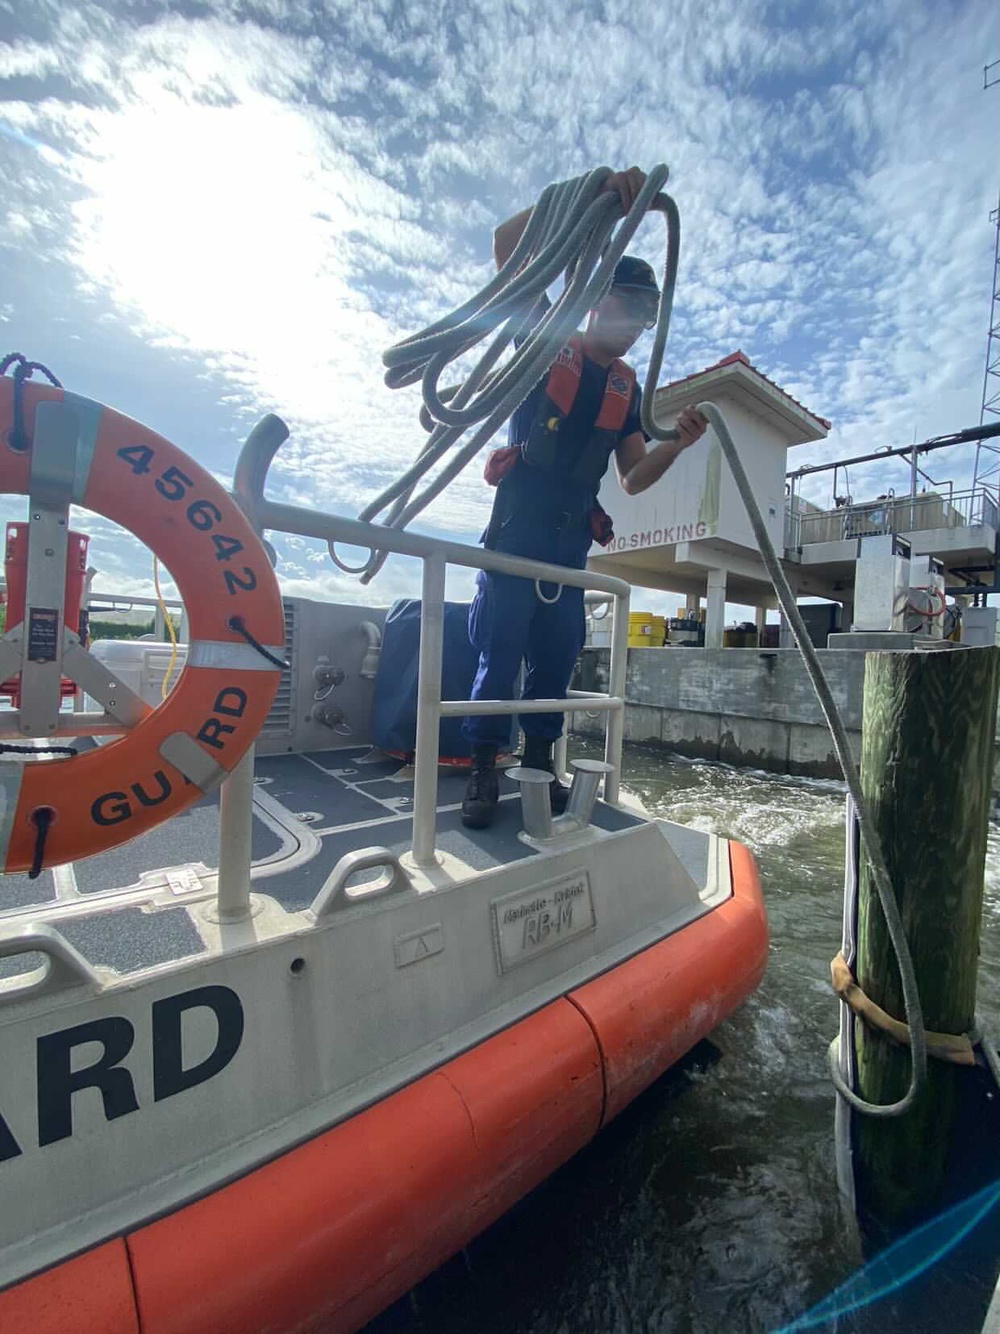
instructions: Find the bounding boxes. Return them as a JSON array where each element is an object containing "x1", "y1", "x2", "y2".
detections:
[
  {"x1": 521, "y1": 736, "x2": 570, "y2": 815},
  {"x1": 462, "y1": 744, "x2": 500, "y2": 829}
]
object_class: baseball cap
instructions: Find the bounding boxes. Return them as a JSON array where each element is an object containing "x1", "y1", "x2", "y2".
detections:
[{"x1": 611, "y1": 255, "x2": 660, "y2": 300}]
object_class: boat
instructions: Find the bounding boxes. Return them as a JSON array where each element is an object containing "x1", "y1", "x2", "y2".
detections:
[{"x1": 0, "y1": 372, "x2": 768, "y2": 1333}]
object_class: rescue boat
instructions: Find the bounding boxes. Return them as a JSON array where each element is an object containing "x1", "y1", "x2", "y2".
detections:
[{"x1": 0, "y1": 373, "x2": 767, "y2": 1333}]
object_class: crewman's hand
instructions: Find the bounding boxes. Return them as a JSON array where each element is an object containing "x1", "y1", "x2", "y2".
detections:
[
  {"x1": 601, "y1": 166, "x2": 646, "y2": 212},
  {"x1": 676, "y1": 406, "x2": 709, "y2": 448}
]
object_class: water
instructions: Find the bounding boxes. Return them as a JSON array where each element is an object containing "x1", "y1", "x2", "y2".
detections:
[{"x1": 363, "y1": 743, "x2": 1000, "y2": 1334}]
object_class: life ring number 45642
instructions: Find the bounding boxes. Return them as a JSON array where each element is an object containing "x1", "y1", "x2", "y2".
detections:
[{"x1": 115, "y1": 444, "x2": 257, "y2": 596}]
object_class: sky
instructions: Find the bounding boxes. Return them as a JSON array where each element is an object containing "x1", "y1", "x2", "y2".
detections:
[{"x1": 0, "y1": 0, "x2": 998, "y2": 620}]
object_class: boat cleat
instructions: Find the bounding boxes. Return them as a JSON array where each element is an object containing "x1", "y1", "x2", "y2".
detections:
[{"x1": 507, "y1": 758, "x2": 616, "y2": 844}]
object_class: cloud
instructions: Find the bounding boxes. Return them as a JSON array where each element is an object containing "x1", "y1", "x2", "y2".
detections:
[{"x1": 0, "y1": 0, "x2": 997, "y2": 612}]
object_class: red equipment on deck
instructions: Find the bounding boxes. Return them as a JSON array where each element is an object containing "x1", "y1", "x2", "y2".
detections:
[{"x1": 0, "y1": 522, "x2": 89, "y2": 705}]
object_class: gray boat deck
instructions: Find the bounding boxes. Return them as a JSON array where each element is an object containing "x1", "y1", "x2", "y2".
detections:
[{"x1": 0, "y1": 747, "x2": 711, "y2": 979}]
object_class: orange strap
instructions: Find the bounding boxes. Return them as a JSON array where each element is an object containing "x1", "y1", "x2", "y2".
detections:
[{"x1": 545, "y1": 336, "x2": 635, "y2": 433}]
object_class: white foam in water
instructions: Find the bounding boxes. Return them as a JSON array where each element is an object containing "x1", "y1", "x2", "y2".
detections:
[
  {"x1": 747, "y1": 1001, "x2": 797, "y2": 1076},
  {"x1": 651, "y1": 792, "x2": 843, "y2": 853},
  {"x1": 984, "y1": 827, "x2": 1000, "y2": 922}
]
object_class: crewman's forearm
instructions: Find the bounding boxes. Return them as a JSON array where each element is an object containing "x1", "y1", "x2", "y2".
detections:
[
  {"x1": 493, "y1": 206, "x2": 533, "y2": 270},
  {"x1": 622, "y1": 438, "x2": 689, "y2": 495}
]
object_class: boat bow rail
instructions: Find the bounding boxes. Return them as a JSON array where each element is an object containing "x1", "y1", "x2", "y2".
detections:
[{"x1": 230, "y1": 410, "x2": 633, "y2": 892}]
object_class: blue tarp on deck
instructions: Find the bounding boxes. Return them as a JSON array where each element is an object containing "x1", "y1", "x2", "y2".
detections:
[{"x1": 372, "y1": 599, "x2": 515, "y2": 761}]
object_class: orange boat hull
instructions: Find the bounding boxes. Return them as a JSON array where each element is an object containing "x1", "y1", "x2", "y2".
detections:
[{"x1": 3, "y1": 840, "x2": 766, "y2": 1334}]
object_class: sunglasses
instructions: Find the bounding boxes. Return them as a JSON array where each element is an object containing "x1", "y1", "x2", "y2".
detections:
[{"x1": 607, "y1": 289, "x2": 658, "y2": 330}]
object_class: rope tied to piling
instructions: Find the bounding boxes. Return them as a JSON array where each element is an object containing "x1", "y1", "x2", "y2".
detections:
[
  {"x1": 830, "y1": 952, "x2": 975, "y2": 1067},
  {"x1": 699, "y1": 400, "x2": 929, "y2": 1118}
]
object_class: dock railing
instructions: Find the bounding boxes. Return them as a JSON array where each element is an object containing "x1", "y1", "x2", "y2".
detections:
[
  {"x1": 230, "y1": 416, "x2": 631, "y2": 892},
  {"x1": 791, "y1": 487, "x2": 1000, "y2": 548}
]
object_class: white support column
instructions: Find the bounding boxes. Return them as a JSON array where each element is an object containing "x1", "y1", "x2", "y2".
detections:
[
  {"x1": 754, "y1": 606, "x2": 767, "y2": 634},
  {"x1": 705, "y1": 569, "x2": 727, "y2": 648}
]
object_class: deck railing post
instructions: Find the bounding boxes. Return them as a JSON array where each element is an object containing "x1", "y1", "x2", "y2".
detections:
[
  {"x1": 217, "y1": 748, "x2": 255, "y2": 921},
  {"x1": 214, "y1": 426, "x2": 286, "y2": 921},
  {"x1": 412, "y1": 552, "x2": 446, "y2": 867},
  {"x1": 603, "y1": 587, "x2": 630, "y2": 805}
]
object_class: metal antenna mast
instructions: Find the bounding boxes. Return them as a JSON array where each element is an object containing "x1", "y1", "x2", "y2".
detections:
[{"x1": 972, "y1": 59, "x2": 1000, "y2": 490}]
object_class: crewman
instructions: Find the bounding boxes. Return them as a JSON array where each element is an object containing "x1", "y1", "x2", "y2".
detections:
[{"x1": 462, "y1": 167, "x2": 708, "y2": 828}]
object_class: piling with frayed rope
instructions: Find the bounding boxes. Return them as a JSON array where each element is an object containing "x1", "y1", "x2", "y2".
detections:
[{"x1": 852, "y1": 645, "x2": 1000, "y2": 1225}]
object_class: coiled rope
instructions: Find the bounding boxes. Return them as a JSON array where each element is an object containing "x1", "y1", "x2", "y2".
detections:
[{"x1": 331, "y1": 165, "x2": 680, "y2": 583}]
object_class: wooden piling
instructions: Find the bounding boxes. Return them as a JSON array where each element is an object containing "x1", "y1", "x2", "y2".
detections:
[{"x1": 853, "y1": 645, "x2": 1000, "y2": 1226}]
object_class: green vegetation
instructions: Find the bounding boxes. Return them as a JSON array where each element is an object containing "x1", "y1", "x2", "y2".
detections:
[
  {"x1": 88, "y1": 616, "x2": 181, "y2": 642},
  {"x1": 0, "y1": 608, "x2": 180, "y2": 642}
]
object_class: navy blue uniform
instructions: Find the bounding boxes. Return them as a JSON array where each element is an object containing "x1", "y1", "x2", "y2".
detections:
[{"x1": 463, "y1": 342, "x2": 643, "y2": 748}]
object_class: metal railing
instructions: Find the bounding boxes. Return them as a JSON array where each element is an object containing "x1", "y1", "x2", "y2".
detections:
[
  {"x1": 791, "y1": 487, "x2": 1000, "y2": 548},
  {"x1": 224, "y1": 416, "x2": 631, "y2": 907},
  {"x1": 0, "y1": 584, "x2": 187, "y2": 643},
  {"x1": 0, "y1": 594, "x2": 188, "y2": 734},
  {"x1": 783, "y1": 506, "x2": 802, "y2": 552},
  {"x1": 85, "y1": 592, "x2": 186, "y2": 643}
]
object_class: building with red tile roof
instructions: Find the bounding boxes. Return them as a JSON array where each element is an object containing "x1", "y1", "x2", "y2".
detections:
[{"x1": 589, "y1": 350, "x2": 830, "y2": 643}]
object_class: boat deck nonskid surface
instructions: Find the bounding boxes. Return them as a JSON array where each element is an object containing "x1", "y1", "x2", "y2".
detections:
[{"x1": 0, "y1": 746, "x2": 710, "y2": 978}]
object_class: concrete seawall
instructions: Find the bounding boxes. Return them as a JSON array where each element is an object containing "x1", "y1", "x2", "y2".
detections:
[{"x1": 573, "y1": 647, "x2": 868, "y2": 779}]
